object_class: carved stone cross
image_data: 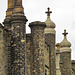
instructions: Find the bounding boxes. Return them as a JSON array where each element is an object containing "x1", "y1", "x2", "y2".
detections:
[
  {"x1": 45, "y1": 7, "x2": 52, "y2": 16},
  {"x1": 63, "y1": 30, "x2": 68, "y2": 36}
]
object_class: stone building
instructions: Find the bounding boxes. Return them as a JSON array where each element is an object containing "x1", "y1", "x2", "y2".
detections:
[
  {"x1": 72, "y1": 60, "x2": 75, "y2": 75},
  {"x1": 0, "y1": 0, "x2": 75, "y2": 75}
]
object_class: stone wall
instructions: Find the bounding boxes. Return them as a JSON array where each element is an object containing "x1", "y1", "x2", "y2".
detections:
[
  {"x1": 29, "y1": 21, "x2": 46, "y2": 75},
  {"x1": 26, "y1": 34, "x2": 31, "y2": 75},
  {"x1": 11, "y1": 22, "x2": 26, "y2": 75},
  {"x1": 0, "y1": 25, "x2": 8, "y2": 75},
  {"x1": 44, "y1": 42, "x2": 50, "y2": 75},
  {"x1": 72, "y1": 60, "x2": 75, "y2": 75},
  {"x1": 60, "y1": 52, "x2": 71, "y2": 75},
  {"x1": 45, "y1": 33, "x2": 56, "y2": 75}
]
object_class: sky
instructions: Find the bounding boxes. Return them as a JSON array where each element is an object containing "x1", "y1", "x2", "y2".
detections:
[{"x1": 0, "y1": 0, "x2": 75, "y2": 60}]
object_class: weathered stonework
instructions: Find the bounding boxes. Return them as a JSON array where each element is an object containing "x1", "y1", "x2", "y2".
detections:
[
  {"x1": 29, "y1": 21, "x2": 46, "y2": 75},
  {"x1": 0, "y1": 24, "x2": 8, "y2": 75},
  {"x1": 9, "y1": 0, "x2": 27, "y2": 75},
  {"x1": 60, "y1": 30, "x2": 72, "y2": 75},
  {"x1": 45, "y1": 33, "x2": 56, "y2": 75},
  {"x1": 0, "y1": 0, "x2": 74, "y2": 75},
  {"x1": 60, "y1": 52, "x2": 71, "y2": 75},
  {"x1": 6, "y1": 0, "x2": 15, "y2": 16},
  {"x1": 11, "y1": 21, "x2": 27, "y2": 75},
  {"x1": 56, "y1": 43, "x2": 61, "y2": 75},
  {"x1": 3, "y1": 0, "x2": 18, "y2": 74},
  {"x1": 26, "y1": 34, "x2": 31, "y2": 75},
  {"x1": 44, "y1": 42, "x2": 50, "y2": 75},
  {"x1": 45, "y1": 7, "x2": 56, "y2": 75},
  {"x1": 3, "y1": 18, "x2": 12, "y2": 75},
  {"x1": 72, "y1": 60, "x2": 75, "y2": 75}
]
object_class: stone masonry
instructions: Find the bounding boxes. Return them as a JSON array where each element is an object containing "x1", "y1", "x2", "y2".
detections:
[
  {"x1": 26, "y1": 34, "x2": 31, "y2": 75},
  {"x1": 0, "y1": 0, "x2": 74, "y2": 75},
  {"x1": 72, "y1": 60, "x2": 75, "y2": 75},
  {"x1": 60, "y1": 30, "x2": 71, "y2": 75},
  {"x1": 45, "y1": 8, "x2": 56, "y2": 75},
  {"x1": 3, "y1": 0, "x2": 15, "y2": 74},
  {"x1": 29, "y1": 21, "x2": 46, "y2": 75},
  {"x1": 0, "y1": 24, "x2": 8, "y2": 75},
  {"x1": 45, "y1": 33, "x2": 56, "y2": 75},
  {"x1": 10, "y1": 0, "x2": 27, "y2": 74},
  {"x1": 60, "y1": 52, "x2": 71, "y2": 75}
]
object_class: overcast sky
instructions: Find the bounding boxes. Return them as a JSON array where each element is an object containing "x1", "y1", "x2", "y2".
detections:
[{"x1": 0, "y1": 0, "x2": 75, "y2": 60}]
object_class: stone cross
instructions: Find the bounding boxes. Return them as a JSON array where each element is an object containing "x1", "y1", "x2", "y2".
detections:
[
  {"x1": 62, "y1": 30, "x2": 68, "y2": 36},
  {"x1": 45, "y1": 7, "x2": 52, "y2": 16}
]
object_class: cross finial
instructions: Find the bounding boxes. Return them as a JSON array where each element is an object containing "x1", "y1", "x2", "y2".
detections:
[
  {"x1": 45, "y1": 7, "x2": 52, "y2": 16},
  {"x1": 62, "y1": 29, "x2": 68, "y2": 36}
]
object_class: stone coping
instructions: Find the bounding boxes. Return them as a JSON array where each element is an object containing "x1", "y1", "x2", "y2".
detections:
[{"x1": 29, "y1": 21, "x2": 46, "y2": 27}]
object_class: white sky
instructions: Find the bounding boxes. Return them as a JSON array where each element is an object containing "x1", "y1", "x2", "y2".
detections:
[{"x1": 0, "y1": 0, "x2": 75, "y2": 60}]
